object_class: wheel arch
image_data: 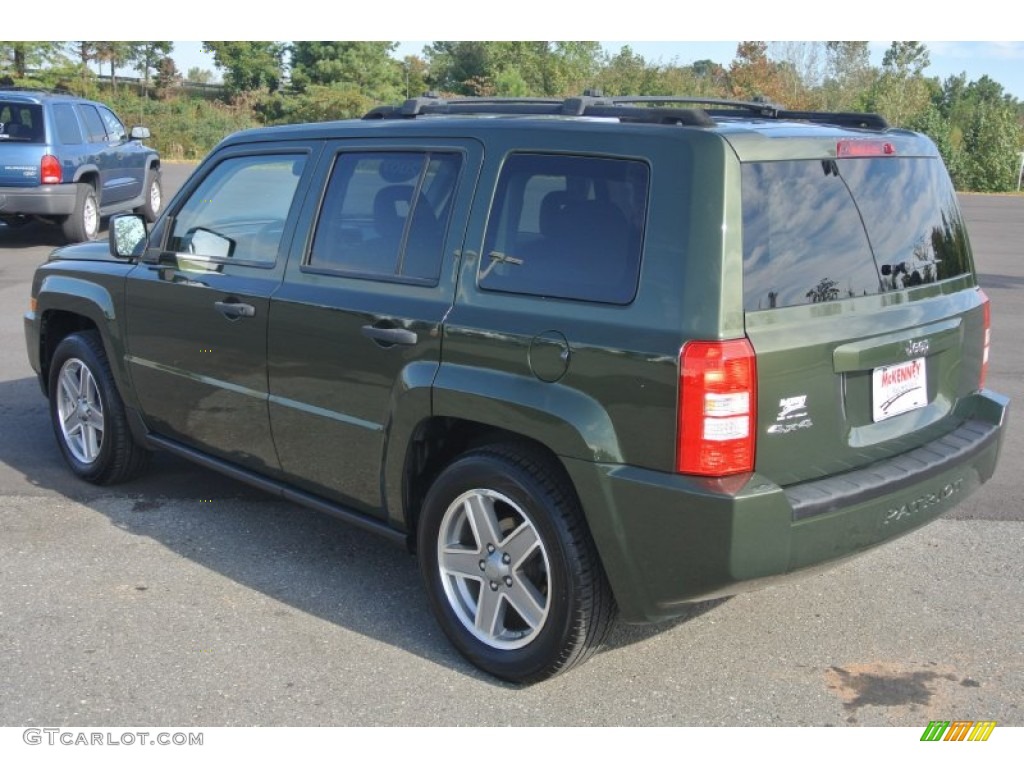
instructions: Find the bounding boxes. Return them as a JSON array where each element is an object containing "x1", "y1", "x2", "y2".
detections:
[
  {"x1": 394, "y1": 415, "x2": 582, "y2": 554},
  {"x1": 36, "y1": 279, "x2": 134, "y2": 410}
]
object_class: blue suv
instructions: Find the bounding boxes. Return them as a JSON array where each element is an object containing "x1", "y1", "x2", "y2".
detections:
[{"x1": 0, "y1": 88, "x2": 161, "y2": 242}]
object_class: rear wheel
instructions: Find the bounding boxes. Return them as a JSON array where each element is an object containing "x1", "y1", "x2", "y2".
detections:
[
  {"x1": 61, "y1": 184, "x2": 99, "y2": 243},
  {"x1": 48, "y1": 331, "x2": 149, "y2": 484},
  {"x1": 418, "y1": 445, "x2": 616, "y2": 683}
]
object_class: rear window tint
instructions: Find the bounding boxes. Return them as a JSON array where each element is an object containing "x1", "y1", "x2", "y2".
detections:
[
  {"x1": 0, "y1": 103, "x2": 44, "y2": 143},
  {"x1": 742, "y1": 158, "x2": 972, "y2": 311},
  {"x1": 480, "y1": 153, "x2": 648, "y2": 305},
  {"x1": 75, "y1": 105, "x2": 107, "y2": 143},
  {"x1": 52, "y1": 104, "x2": 83, "y2": 144}
]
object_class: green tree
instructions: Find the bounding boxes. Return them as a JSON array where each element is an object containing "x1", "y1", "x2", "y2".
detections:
[
  {"x1": 130, "y1": 42, "x2": 173, "y2": 96},
  {"x1": 728, "y1": 41, "x2": 787, "y2": 103},
  {"x1": 597, "y1": 45, "x2": 659, "y2": 96},
  {"x1": 95, "y1": 42, "x2": 133, "y2": 91},
  {"x1": 912, "y1": 73, "x2": 1023, "y2": 191},
  {"x1": 203, "y1": 41, "x2": 285, "y2": 96},
  {"x1": 289, "y1": 42, "x2": 401, "y2": 101},
  {"x1": 186, "y1": 67, "x2": 213, "y2": 84},
  {"x1": 425, "y1": 41, "x2": 601, "y2": 97},
  {"x1": 870, "y1": 41, "x2": 935, "y2": 126},
  {"x1": 0, "y1": 42, "x2": 65, "y2": 77},
  {"x1": 822, "y1": 41, "x2": 873, "y2": 111}
]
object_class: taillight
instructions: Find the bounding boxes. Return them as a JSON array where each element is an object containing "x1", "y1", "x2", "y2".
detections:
[
  {"x1": 41, "y1": 155, "x2": 62, "y2": 184},
  {"x1": 980, "y1": 289, "x2": 991, "y2": 388},
  {"x1": 836, "y1": 140, "x2": 896, "y2": 157},
  {"x1": 677, "y1": 339, "x2": 757, "y2": 476}
]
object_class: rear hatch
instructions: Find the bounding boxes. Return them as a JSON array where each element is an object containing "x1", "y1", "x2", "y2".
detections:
[
  {"x1": 0, "y1": 100, "x2": 45, "y2": 187},
  {"x1": 732, "y1": 130, "x2": 987, "y2": 486}
]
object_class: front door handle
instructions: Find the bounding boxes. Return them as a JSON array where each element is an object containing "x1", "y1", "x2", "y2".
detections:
[
  {"x1": 361, "y1": 325, "x2": 418, "y2": 346},
  {"x1": 214, "y1": 301, "x2": 256, "y2": 319}
]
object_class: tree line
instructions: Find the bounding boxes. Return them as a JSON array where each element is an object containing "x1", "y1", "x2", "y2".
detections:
[{"x1": 3, "y1": 41, "x2": 1021, "y2": 191}]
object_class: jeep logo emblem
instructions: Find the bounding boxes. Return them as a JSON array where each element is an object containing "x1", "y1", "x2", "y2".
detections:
[{"x1": 905, "y1": 339, "x2": 930, "y2": 357}]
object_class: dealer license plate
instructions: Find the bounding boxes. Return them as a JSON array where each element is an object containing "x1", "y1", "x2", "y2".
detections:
[{"x1": 872, "y1": 357, "x2": 928, "y2": 422}]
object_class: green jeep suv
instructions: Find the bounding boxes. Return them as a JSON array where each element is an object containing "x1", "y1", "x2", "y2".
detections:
[{"x1": 24, "y1": 96, "x2": 1008, "y2": 682}]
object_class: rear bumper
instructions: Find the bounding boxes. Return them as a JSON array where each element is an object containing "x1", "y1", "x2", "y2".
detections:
[
  {"x1": 565, "y1": 389, "x2": 1009, "y2": 623},
  {"x1": 0, "y1": 184, "x2": 77, "y2": 216}
]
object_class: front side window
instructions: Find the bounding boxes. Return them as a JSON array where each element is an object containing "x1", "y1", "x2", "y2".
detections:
[
  {"x1": 308, "y1": 151, "x2": 462, "y2": 283},
  {"x1": 168, "y1": 154, "x2": 307, "y2": 266},
  {"x1": 97, "y1": 106, "x2": 126, "y2": 141},
  {"x1": 479, "y1": 153, "x2": 649, "y2": 304}
]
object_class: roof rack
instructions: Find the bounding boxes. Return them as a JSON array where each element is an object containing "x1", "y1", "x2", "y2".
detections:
[{"x1": 363, "y1": 94, "x2": 889, "y2": 131}]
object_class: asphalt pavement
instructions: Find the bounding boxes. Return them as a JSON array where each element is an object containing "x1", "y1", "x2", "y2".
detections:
[{"x1": 0, "y1": 165, "x2": 1020, "y2": 726}]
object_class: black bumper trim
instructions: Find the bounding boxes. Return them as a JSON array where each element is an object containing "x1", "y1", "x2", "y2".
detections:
[{"x1": 786, "y1": 418, "x2": 1001, "y2": 521}]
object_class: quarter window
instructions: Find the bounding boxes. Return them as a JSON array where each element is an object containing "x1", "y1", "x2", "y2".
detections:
[
  {"x1": 479, "y1": 153, "x2": 648, "y2": 304},
  {"x1": 168, "y1": 154, "x2": 307, "y2": 266},
  {"x1": 308, "y1": 151, "x2": 462, "y2": 283}
]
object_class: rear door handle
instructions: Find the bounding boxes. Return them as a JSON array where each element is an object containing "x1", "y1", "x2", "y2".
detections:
[
  {"x1": 361, "y1": 325, "x2": 418, "y2": 346},
  {"x1": 214, "y1": 301, "x2": 256, "y2": 319}
]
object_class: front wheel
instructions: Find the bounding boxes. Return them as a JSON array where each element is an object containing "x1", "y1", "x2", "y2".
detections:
[
  {"x1": 418, "y1": 445, "x2": 616, "y2": 683},
  {"x1": 135, "y1": 171, "x2": 162, "y2": 222},
  {"x1": 48, "y1": 331, "x2": 149, "y2": 484}
]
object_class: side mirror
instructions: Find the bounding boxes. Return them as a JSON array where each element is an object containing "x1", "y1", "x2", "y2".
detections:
[
  {"x1": 109, "y1": 214, "x2": 148, "y2": 259},
  {"x1": 130, "y1": 126, "x2": 151, "y2": 140}
]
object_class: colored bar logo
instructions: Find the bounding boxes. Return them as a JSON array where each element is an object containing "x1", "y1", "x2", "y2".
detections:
[{"x1": 921, "y1": 720, "x2": 997, "y2": 741}]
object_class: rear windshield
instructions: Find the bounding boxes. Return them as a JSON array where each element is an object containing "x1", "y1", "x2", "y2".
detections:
[
  {"x1": 0, "y1": 103, "x2": 44, "y2": 143},
  {"x1": 742, "y1": 157, "x2": 972, "y2": 311}
]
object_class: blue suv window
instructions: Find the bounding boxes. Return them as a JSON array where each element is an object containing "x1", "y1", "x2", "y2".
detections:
[
  {"x1": 0, "y1": 102, "x2": 44, "y2": 143},
  {"x1": 75, "y1": 105, "x2": 107, "y2": 143},
  {"x1": 52, "y1": 104, "x2": 83, "y2": 145}
]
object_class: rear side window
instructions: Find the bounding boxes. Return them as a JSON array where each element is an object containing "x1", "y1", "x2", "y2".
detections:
[
  {"x1": 480, "y1": 153, "x2": 648, "y2": 305},
  {"x1": 52, "y1": 104, "x2": 83, "y2": 145},
  {"x1": 0, "y1": 103, "x2": 44, "y2": 143},
  {"x1": 308, "y1": 151, "x2": 462, "y2": 283},
  {"x1": 742, "y1": 158, "x2": 972, "y2": 311},
  {"x1": 75, "y1": 105, "x2": 108, "y2": 143}
]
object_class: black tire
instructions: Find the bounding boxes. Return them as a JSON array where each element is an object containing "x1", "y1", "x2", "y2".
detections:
[
  {"x1": 135, "y1": 170, "x2": 162, "y2": 222},
  {"x1": 61, "y1": 183, "x2": 99, "y2": 243},
  {"x1": 48, "y1": 331, "x2": 150, "y2": 484},
  {"x1": 418, "y1": 444, "x2": 616, "y2": 683}
]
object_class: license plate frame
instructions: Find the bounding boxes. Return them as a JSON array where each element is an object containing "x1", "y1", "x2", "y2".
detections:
[{"x1": 872, "y1": 357, "x2": 928, "y2": 422}]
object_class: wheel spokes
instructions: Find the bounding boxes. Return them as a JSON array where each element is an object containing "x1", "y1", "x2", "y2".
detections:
[
  {"x1": 463, "y1": 493, "x2": 503, "y2": 550},
  {"x1": 504, "y1": 578, "x2": 547, "y2": 630},
  {"x1": 440, "y1": 547, "x2": 485, "y2": 579},
  {"x1": 56, "y1": 358, "x2": 104, "y2": 464},
  {"x1": 437, "y1": 488, "x2": 552, "y2": 650},
  {"x1": 500, "y1": 521, "x2": 540, "y2": 569}
]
